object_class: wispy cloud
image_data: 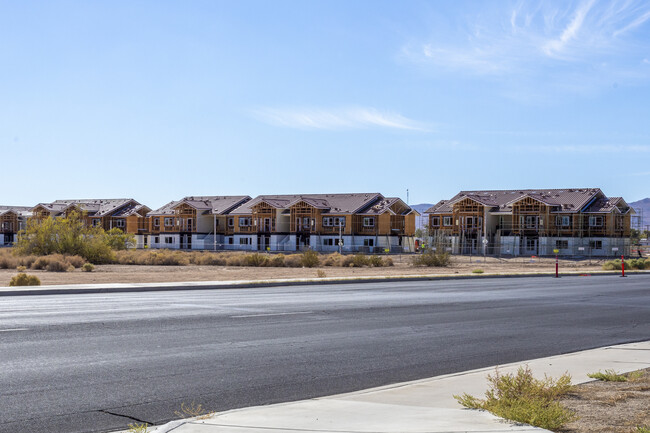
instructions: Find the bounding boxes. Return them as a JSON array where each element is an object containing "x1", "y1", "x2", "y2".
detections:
[
  {"x1": 401, "y1": 0, "x2": 650, "y2": 92},
  {"x1": 251, "y1": 106, "x2": 428, "y2": 131}
]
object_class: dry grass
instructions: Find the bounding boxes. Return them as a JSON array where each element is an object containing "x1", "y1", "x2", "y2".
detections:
[{"x1": 560, "y1": 368, "x2": 650, "y2": 433}]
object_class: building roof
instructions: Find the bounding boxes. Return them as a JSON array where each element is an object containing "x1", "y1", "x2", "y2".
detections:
[
  {"x1": 148, "y1": 196, "x2": 252, "y2": 216},
  {"x1": 426, "y1": 188, "x2": 604, "y2": 214},
  {"x1": 583, "y1": 197, "x2": 634, "y2": 214},
  {"x1": 0, "y1": 206, "x2": 33, "y2": 217},
  {"x1": 50, "y1": 199, "x2": 143, "y2": 217},
  {"x1": 229, "y1": 193, "x2": 385, "y2": 215}
]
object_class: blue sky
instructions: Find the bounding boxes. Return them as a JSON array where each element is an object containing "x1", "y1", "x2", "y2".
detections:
[{"x1": 2, "y1": 0, "x2": 650, "y2": 210}]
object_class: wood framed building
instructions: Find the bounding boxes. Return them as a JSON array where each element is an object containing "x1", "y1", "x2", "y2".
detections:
[
  {"x1": 0, "y1": 206, "x2": 32, "y2": 246},
  {"x1": 223, "y1": 193, "x2": 418, "y2": 252},
  {"x1": 145, "y1": 196, "x2": 252, "y2": 250},
  {"x1": 425, "y1": 188, "x2": 634, "y2": 257},
  {"x1": 29, "y1": 199, "x2": 151, "y2": 246}
]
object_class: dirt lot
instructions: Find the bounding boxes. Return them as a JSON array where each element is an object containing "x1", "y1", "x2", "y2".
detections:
[
  {"x1": 0, "y1": 254, "x2": 617, "y2": 286},
  {"x1": 560, "y1": 368, "x2": 650, "y2": 433}
]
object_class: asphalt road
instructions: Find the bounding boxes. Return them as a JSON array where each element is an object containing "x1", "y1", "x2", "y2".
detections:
[{"x1": 1, "y1": 275, "x2": 649, "y2": 433}]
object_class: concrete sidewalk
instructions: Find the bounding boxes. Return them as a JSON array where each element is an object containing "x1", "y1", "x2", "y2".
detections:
[{"x1": 139, "y1": 340, "x2": 650, "y2": 433}]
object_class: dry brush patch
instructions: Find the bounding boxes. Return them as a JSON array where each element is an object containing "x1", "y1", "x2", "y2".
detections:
[{"x1": 559, "y1": 368, "x2": 650, "y2": 433}]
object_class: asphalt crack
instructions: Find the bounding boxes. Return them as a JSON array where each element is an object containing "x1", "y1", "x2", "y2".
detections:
[{"x1": 99, "y1": 409, "x2": 151, "y2": 425}]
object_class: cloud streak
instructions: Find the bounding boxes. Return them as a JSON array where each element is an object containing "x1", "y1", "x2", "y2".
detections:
[
  {"x1": 402, "y1": 0, "x2": 650, "y2": 88},
  {"x1": 251, "y1": 107, "x2": 428, "y2": 131},
  {"x1": 513, "y1": 144, "x2": 650, "y2": 153}
]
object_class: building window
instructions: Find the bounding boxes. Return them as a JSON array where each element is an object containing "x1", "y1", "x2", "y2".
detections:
[
  {"x1": 363, "y1": 217, "x2": 375, "y2": 227},
  {"x1": 239, "y1": 237, "x2": 250, "y2": 245},
  {"x1": 326, "y1": 216, "x2": 346, "y2": 227},
  {"x1": 115, "y1": 219, "x2": 125, "y2": 228},
  {"x1": 363, "y1": 239, "x2": 374, "y2": 247},
  {"x1": 228, "y1": 237, "x2": 234, "y2": 245},
  {"x1": 153, "y1": 218, "x2": 160, "y2": 227},
  {"x1": 323, "y1": 217, "x2": 333, "y2": 227},
  {"x1": 324, "y1": 239, "x2": 334, "y2": 246},
  {"x1": 556, "y1": 216, "x2": 571, "y2": 227},
  {"x1": 239, "y1": 217, "x2": 251, "y2": 227},
  {"x1": 589, "y1": 240, "x2": 603, "y2": 250},
  {"x1": 431, "y1": 216, "x2": 440, "y2": 227},
  {"x1": 523, "y1": 216, "x2": 538, "y2": 228},
  {"x1": 615, "y1": 216, "x2": 624, "y2": 230},
  {"x1": 228, "y1": 218, "x2": 234, "y2": 228},
  {"x1": 164, "y1": 237, "x2": 173, "y2": 244},
  {"x1": 92, "y1": 219, "x2": 101, "y2": 227},
  {"x1": 589, "y1": 216, "x2": 603, "y2": 227},
  {"x1": 556, "y1": 240, "x2": 568, "y2": 249},
  {"x1": 443, "y1": 216, "x2": 452, "y2": 226},
  {"x1": 154, "y1": 236, "x2": 160, "y2": 244},
  {"x1": 164, "y1": 217, "x2": 174, "y2": 227},
  {"x1": 526, "y1": 238, "x2": 536, "y2": 250}
]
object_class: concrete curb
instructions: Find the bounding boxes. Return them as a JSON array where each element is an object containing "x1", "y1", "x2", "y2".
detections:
[
  {"x1": 137, "y1": 340, "x2": 650, "y2": 433},
  {"x1": 1, "y1": 270, "x2": 646, "y2": 297}
]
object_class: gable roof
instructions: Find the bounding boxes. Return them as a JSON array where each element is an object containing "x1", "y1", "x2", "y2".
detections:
[
  {"x1": 229, "y1": 193, "x2": 386, "y2": 215},
  {"x1": 50, "y1": 199, "x2": 143, "y2": 217},
  {"x1": 0, "y1": 206, "x2": 32, "y2": 218},
  {"x1": 426, "y1": 189, "x2": 603, "y2": 214},
  {"x1": 148, "y1": 196, "x2": 251, "y2": 216}
]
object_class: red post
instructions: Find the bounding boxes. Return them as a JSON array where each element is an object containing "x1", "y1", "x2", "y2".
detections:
[
  {"x1": 621, "y1": 255, "x2": 626, "y2": 277},
  {"x1": 555, "y1": 254, "x2": 559, "y2": 278}
]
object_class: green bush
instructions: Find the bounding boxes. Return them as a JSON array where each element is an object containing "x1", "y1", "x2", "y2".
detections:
[
  {"x1": 412, "y1": 250, "x2": 451, "y2": 267},
  {"x1": 602, "y1": 258, "x2": 648, "y2": 271},
  {"x1": 472, "y1": 269, "x2": 484, "y2": 274},
  {"x1": 350, "y1": 254, "x2": 370, "y2": 267},
  {"x1": 454, "y1": 366, "x2": 576, "y2": 431},
  {"x1": 587, "y1": 369, "x2": 628, "y2": 382},
  {"x1": 300, "y1": 250, "x2": 320, "y2": 268},
  {"x1": 82, "y1": 263, "x2": 95, "y2": 272},
  {"x1": 9, "y1": 272, "x2": 41, "y2": 286}
]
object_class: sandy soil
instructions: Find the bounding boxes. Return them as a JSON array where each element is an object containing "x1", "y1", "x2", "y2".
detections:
[
  {"x1": 560, "y1": 368, "x2": 650, "y2": 433},
  {"x1": 0, "y1": 255, "x2": 616, "y2": 286}
]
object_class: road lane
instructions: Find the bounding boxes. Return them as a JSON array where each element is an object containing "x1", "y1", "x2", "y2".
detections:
[{"x1": 0, "y1": 275, "x2": 648, "y2": 433}]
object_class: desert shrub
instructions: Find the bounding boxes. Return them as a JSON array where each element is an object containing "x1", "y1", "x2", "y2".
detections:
[
  {"x1": 66, "y1": 255, "x2": 86, "y2": 268},
  {"x1": 283, "y1": 254, "x2": 302, "y2": 267},
  {"x1": 628, "y1": 258, "x2": 648, "y2": 270},
  {"x1": 31, "y1": 257, "x2": 50, "y2": 270},
  {"x1": 226, "y1": 255, "x2": 244, "y2": 266},
  {"x1": 148, "y1": 251, "x2": 189, "y2": 266},
  {"x1": 300, "y1": 250, "x2": 320, "y2": 268},
  {"x1": 244, "y1": 253, "x2": 268, "y2": 267},
  {"x1": 454, "y1": 366, "x2": 575, "y2": 431},
  {"x1": 16, "y1": 255, "x2": 37, "y2": 269},
  {"x1": 81, "y1": 236, "x2": 116, "y2": 264},
  {"x1": 602, "y1": 259, "x2": 621, "y2": 270},
  {"x1": 189, "y1": 252, "x2": 227, "y2": 266},
  {"x1": 16, "y1": 265, "x2": 26, "y2": 272},
  {"x1": 472, "y1": 269, "x2": 484, "y2": 274},
  {"x1": 383, "y1": 257, "x2": 394, "y2": 266},
  {"x1": 369, "y1": 255, "x2": 384, "y2": 267},
  {"x1": 9, "y1": 272, "x2": 41, "y2": 286},
  {"x1": 269, "y1": 254, "x2": 285, "y2": 267},
  {"x1": 82, "y1": 263, "x2": 95, "y2": 272},
  {"x1": 316, "y1": 269, "x2": 326, "y2": 278},
  {"x1": 412, "y1": 250, "x2": 451, "y2": 267},
  {"x1": 349, "y1": 254, "x2": 370, "y2": 267},
  {"x1": 0, "y1": 255, "x2": 18, "y2": 269},
  {"x1": 323, "y1": 253, "x2": 343, "y2": 267},
  {"x1": 46, "y1": 259, "x2": 72, "y2": 272}
]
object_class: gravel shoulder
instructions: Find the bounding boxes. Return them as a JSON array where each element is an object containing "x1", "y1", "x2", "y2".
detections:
[{"x1": 0, "y1": 255, "x2": 617, "y2": 286}]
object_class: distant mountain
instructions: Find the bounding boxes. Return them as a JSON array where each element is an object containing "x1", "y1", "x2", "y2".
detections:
[
  {"x1": 410, "y1": 203, "x2": 434, "y2": 230},
  {"x1": 630, "y1": 198, "x2": 650, "y2": 230}
]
